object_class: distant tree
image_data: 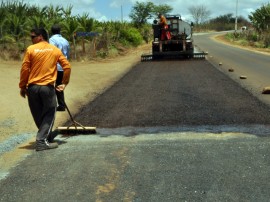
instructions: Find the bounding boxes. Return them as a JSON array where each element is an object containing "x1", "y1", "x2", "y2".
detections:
[
  {"x1": 129, "y1": 1, "x2": 155, "y2": 27},
  {"x1": 188, "y1": 5, "x2": 211, "y2": 24},
  {"x1": 153, "y1": 4, "x2": 173, "y2": 17},
  {"x1": 208, "y1": 13, "x2": 250, "y2": 31},
  {"x1": 210, "y1": 13, "x2": 234, "y2": 24},
  {"x1": 210, "y1": 14, "x2": 249, "y2": 25},
  {"x1": 129, "y1": 1, "x2": 172, "y2": 27},
  {"x1": 236, "y1": 16, "x2": 250, "y2": 27}
]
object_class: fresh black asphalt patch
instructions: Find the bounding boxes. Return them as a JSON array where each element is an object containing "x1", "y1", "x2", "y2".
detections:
[{"x1": 72, "y1": 60, "x2": 270, "y2": 128}]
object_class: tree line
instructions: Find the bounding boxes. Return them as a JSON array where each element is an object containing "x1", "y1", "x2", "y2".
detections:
[
  {"x1": 0, "y1": 1, "x2": 269, "y2": 61},
  {"x1": 0, "y1": 1, "x2": 148, "y2": 60}
]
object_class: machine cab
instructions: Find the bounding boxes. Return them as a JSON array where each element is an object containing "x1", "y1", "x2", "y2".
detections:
[{"x1": 166, "y1": 15, "x2": 193, "y2": 40}]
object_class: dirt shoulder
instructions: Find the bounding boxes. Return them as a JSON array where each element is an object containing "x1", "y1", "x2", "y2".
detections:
[
  {"x1": 0, "y1": 44, "x2": 150, "y2": 143},
  {"x1": 213, "y1": 34, "x2": 270, "y2": 56}
]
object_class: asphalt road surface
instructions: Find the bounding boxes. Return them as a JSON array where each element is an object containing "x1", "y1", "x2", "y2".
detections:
[
  {"x1": 73, "y1": 60, "x2": 270, "y2": 128},
  {"x1": 194, "y1": 32, "x2": 270, "y2": 105},
  {"x1": 2, "y1": 54, "x2": 270, "y2": 201}
]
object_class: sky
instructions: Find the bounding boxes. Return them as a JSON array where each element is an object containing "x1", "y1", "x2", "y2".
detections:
[{"x1": 20, "y1": 0, "x2": 268, "y2": 22}]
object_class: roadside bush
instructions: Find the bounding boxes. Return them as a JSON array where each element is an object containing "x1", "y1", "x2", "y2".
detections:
[
  {"x1": 238, "y1": 39, "x2": 249, "y2": 46},
  {"x1": 253, "y1": 41, "x2": 265, "y2": 48},
  {"x1": 119, "y1": 27, "x2": 143, "y2": 47},
  {"x1": 0, "y1": 42, "x2": 23, "y2": 61},
  {"x1": 224, "y1": 32, "x2": 235, "y2": 42},
  {"x1": 139, "y1": 24, "x2": 152, "y2": 43},
  {"x1": 263, "y1": 33, "x2": 270, "y2": 48},
  {"x1": 107, "y1": 45, "x2": 119, "y2": 57},
  {"x1": 246, "y1": 32, "x2": 259, "y2": 42},
  {"x1": 214, "y1": 23, "x2": 235, "y2": 32}
]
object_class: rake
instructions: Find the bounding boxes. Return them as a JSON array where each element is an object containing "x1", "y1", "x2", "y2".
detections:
[{"x1": 56, "y1": 102, "x2": 96, "y2": 134}]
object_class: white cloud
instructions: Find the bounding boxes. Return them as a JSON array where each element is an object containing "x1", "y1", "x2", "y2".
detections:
[
  {"x1": 110, "y1": 0, "x2": 121, "y2": 8},
  {"x1": 79, "y1": 0, "x2": 95, "y2": 4},
  {"x1": 110, "y1": 0, "x2": 130, "y2": 8},
  {"x1": 97, "y1": 15, "x2": 109, "y2": 22},
  {"x1": 24, "y1": 0, "x2": 95, "y2": 9}
]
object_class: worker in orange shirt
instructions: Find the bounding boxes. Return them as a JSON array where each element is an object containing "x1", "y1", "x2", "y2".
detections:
[
  {"x1": 158, "y1": 13, "x2": 171, "y2": 40},
  {"x1": 19, "y1": 27, "x2": 71, "y2": 151}
]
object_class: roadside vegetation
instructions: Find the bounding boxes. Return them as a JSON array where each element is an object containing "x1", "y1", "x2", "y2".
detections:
[
  {"x1": 223, "y1": 3, "x2": 270, "y2": 51},
  {"x1": 0, "y1": 0, "x2": 269, "y2": 61},
  {"x1": 0, "y1": 1, "x2": 147, "y2": 61}
]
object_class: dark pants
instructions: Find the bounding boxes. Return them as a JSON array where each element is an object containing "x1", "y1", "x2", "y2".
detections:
[
  {"x1": 55, "y1": 71, "x2": 65, "y2": 108},
  {"x1": 27, "y1": 85, "x2": 56, "y2": 141}
]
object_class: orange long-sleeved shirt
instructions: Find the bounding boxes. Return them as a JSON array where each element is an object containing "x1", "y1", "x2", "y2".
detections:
[
  {"x1": 19, "y1": 41, "x2": 71, "y2": 89},
  {"x1": 159, "y1": 15, "x2": 167, "y2": 28}
]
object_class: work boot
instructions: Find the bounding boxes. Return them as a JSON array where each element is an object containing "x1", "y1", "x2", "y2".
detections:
[
  {"x1": 57, "y1": 106, "x2": 66, "y2": 111},
  {"x1": 36, "y1": 139, "x2": 58, "y2": 151}
]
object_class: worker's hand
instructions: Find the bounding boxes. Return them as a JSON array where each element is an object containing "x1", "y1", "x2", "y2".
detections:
[
  {"x1": 56, "y1": 84, "x2": 66, "y2": 92},
  {"x1": 20, "y1": 88, "x2": 27, "y2": 98}
]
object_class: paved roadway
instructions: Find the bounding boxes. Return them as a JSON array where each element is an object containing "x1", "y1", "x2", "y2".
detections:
[
  {"x1": 194, "y1": 32, "x2": 270, "y2": 105},
  {"x1": 2, "y1": 34, "x2": 270, "y2": 202}
]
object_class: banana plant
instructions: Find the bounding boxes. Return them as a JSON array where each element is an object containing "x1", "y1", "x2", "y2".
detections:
[
  {"x1": 60, "y1": 17, "x2": 83, "y2": 59},
  {"x1": 76, "y1": 13, "x2": 94, "y2": 53}
]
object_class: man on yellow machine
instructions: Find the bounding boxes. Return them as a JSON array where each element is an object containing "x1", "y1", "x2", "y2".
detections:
[{"x1": 158, "y1": 13, "x2": 171, "y2": 40}]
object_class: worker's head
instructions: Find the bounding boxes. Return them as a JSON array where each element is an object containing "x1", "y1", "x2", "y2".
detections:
[
  {"x1": 30, "y1": 27, "x2": 48, "y2": 43},
  {"x1": 158, "y1": 13, "x2": 162, "y2": 18},
  {"x1": 51, "y1": 24, "x2": 61, "y2": 35}
]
